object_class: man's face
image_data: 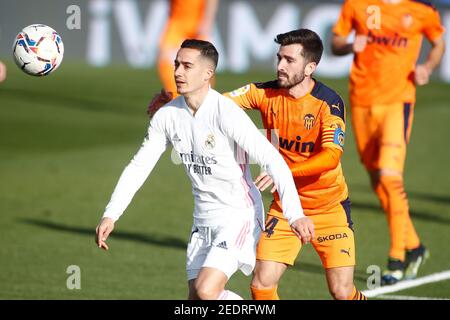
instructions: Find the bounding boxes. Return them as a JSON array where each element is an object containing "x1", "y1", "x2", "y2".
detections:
[
  {"x1": 276, "y1": 44, "x2": 309, "y2": 88},
  {"x1": 174, "y1": 48, "x2": 212, "y2": 95}
]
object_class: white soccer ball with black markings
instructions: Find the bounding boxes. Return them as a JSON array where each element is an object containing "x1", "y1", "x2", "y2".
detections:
[{"x1": 12, "y1": 24, "x2": 64, "y2": 76}]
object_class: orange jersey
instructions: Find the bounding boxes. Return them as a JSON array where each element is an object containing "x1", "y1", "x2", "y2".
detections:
[
  {"x1": 333, "y1": 0, "x2": 445, "y2": 106},
  {"x1": 224, "y1": 80, "x2": 349, "y2": 216}
]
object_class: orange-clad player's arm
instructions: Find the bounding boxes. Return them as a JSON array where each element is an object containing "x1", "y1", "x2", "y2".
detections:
[
  {"x1": 291, "y1": 148, "x2": 341, "y2": 177},
  {"x1": 416, "y1": 7, "x2": 446, "y2": 86},
  {"x1": 331, "y1": 0, "x2": 366, "y2": 56},
  {"x1": 415, "y1": 36, "x2": 445, "y2": 86},
  {"x1": 292, "y1": 97, "x2": 346, "y2": 177}
]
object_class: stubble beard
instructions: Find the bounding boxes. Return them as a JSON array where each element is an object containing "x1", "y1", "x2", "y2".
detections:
[{"x1": 277, "y1": 70, "x2": 306, "y2": 89}]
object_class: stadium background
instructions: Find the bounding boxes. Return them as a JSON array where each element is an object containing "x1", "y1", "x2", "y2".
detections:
[{"x1": 0, "y1": 0, "x2": 449, "y2": 299}]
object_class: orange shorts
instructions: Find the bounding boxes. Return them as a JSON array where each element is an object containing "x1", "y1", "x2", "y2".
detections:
[
  {"x1": 351, "y1": 102, "x2": 414, "y2": 172},
  {"x1": 256, "y1": 198, "x2": 355, "y2": 269}
]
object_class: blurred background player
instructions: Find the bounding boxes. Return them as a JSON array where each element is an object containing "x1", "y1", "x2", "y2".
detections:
[
  {"x1": 148, "y1": 29, "x2": 367, "y2": 300},
  {"x1": 332, "y1": 0, "x2": 445, "y2": 285},
  {"x1": 0, "y1": 60, "x2": 6, "y2": 83},
  {"x1": 97, "y1": 39, "x2": 314, "y2": 300},
  {"x1": 158, "y1": 0, "x2": 219, "y2": 97}
]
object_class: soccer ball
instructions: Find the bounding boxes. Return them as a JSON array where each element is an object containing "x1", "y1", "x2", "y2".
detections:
[{"x1": 12, "y1": 24, "x2": 64, "y2": 76}]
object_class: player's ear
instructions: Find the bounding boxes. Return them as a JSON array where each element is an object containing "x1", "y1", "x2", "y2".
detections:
[
  {"x1": 204, "y1": 66, "x2": 214, "y2": 81},
  {"x1": 305, "y1": 62, "x2": 317, "y2": 77}
]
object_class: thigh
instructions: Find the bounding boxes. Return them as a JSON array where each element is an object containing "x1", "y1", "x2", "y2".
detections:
[
  {"x1": 252, "y1": 259, "x2": 288, "y2": 288},
  {"x1": 193, "y1": 267, "x2": 229, "y2": 299},
  {"x1": 203, "y1": 215, "x2": 256, "y2": 279},
  {"x1": 256, "y1": 212, "x2": 302, "y2": 266},
  {"x1": 351, "y1": 106, "x2": 380, "y2": 171},
  {"x1": 379, "y1": 102, "x2": 413, "y2": 172},
  {"x1": 160, "y1": 17, "x2": 200, "y2": 48},
  {"x1": 311, "y1": 202, "x2": 356, "y2": 269},
  {"x1": 186, "y1": 226, "x2": 209, "y2": 281}
]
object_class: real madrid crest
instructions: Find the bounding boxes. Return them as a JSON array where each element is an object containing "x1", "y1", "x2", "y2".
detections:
[
  {"x1": 303, "y1": 114, "x2": 315, "y2": 130},
  {"x1": 205, "y1": 134, "x2": 216, "y2": 149}
]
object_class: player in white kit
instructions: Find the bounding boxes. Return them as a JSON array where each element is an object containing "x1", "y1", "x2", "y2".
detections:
[{"x1": 95, "y1": 39, "x2": 314, "y2": 300}]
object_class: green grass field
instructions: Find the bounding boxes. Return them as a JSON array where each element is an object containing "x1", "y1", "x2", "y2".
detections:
[{"x1": 0, "y1": 60, "x2": 449, "y2": 300}]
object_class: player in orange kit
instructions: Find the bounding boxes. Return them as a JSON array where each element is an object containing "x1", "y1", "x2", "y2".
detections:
[
  {"x1": 158, "y1": 0, "x2": 219, "y2": 96},
  {"x1": 332, "y1": 0, "x2": 445, "y2": 285},
  {"x1": 148, "y1": 29, "x2": 367, "y2": 300}
]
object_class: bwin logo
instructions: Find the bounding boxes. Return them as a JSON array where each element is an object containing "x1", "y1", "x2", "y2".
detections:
[
  {"x1": 279, "y1": 136, "x2": 315, "y2": 153},
  {"x1": 367, "y1": 30, "x2": 408, "y2": 48}
]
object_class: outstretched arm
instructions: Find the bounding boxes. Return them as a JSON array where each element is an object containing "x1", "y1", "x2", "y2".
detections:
[
  {"x1": 96, "y1": 217, "x2": 114, "y2": 250},
  {"x1": 96, "y1": 116, "x2": 169, "y2": 250},
  {"x1": 331, "y1": 34, "x2": 367, "y2": 56},
  {"x1": 254, "y1": 147, "x2": 341, "y2": 194},
  {"x1": 291, "y1": 147, "x2": 341, "y2": 177}
]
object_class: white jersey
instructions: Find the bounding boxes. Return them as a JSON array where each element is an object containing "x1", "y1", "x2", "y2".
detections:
[{"x1": 103, "y1": 89, "x2": 304, "y2": 226}]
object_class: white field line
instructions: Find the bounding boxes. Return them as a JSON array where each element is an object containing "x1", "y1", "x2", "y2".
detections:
[
  {"x1": 377, "y1": 294, "x2": 450, "y2": 300},
  {"x1": 362, "y1": 270, "x2": 450, "y2": 298}
]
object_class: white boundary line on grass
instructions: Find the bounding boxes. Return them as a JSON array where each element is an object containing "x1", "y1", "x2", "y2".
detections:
[
  {"x1": 377, "y1": 295, "x2": 450, "y2": 300},
  {"x1": 362, "y1": 270, "x2": 450, "y2": 298}
]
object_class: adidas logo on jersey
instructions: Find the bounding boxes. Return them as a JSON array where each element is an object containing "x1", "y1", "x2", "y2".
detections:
[
  {"x1": 172, "y1": 134, "x2": 181, "y2": 142},
  {"x1": 216, "y1": 241, "x2": 228, "y2": 250}
]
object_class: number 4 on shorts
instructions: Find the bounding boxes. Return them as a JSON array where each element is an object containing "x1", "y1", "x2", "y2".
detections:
[{"x1": 264, "y1": 217, "x2": 279, "y2": 238}]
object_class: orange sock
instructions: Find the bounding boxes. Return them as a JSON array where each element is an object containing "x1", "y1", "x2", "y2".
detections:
[
  {"x1": 347, "y1": 286, "x2": 367, "y2": 300},
  {"x1": 374, "y1": 175, "x2": 420, "y2": 261},
  {"x1": 250, "y1": 286, "x2": 279, "y2": 300},
  {"x1": 405, "y1": 213, "x2": 420, "y2": 250}
]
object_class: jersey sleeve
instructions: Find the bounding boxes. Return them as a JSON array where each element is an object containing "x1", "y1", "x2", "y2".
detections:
[
  {"x1": 422, "y1": 7, "x2": 445, "y2": 41},
  {"x1": 223, "y1": 83, "x2": 263, "y2": 110},
  {"x1": 102, "y1": 114, "x2": 170, "y2": 222},
  {"x1": 291, "y1": 147, "x2": 342, "y2": 177},
  {"x1": 219, "y1": 98, "x2": 305, "y2": 225},
  {"x1": 321, "y1": 97, "x2": 346, "y2": 152},
  {"x1": 332, "y1": 0, "x2": 354, "y2": 36}
]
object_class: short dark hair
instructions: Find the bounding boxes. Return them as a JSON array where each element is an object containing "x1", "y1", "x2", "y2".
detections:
[
  {"x1": 181, "y1": 39, "x2": 219, "y2": 69},
  {"x1": 274, "y1": 29, "x2": 323, "y2": 64}
]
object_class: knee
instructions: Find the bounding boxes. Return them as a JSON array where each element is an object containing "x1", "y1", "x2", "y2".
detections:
[
  {"x1": 251, "y1": 261, "x2": 286, "y2": 289},
  {"x1": 251, "y1": 271, "x2": 278, "y2": 289},
  {"x1": 194, "y1": 282, "x2": 221, "y2": 300},
  {"x1": 370, "y1": 169, "x2": 403, "y2": 189},
  {"x1": 329, "y1": 284, "x2": 354, "y2": 300}
]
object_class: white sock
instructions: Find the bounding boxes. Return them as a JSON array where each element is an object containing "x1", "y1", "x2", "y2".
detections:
[{"x1": 217, "y1": 290, "x2": 243, "y2": 300}]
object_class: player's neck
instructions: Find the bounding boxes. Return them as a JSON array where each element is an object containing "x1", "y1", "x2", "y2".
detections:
[
  {"x1": 288, "y1": 77, "x2": 315, "y2": 99},
  {"x1": 183, "y1": 85, "x2": 210, "y2": 115}
]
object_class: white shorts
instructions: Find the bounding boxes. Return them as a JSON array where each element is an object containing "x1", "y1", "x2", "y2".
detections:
[{"x1": 186, "y1": 205, "x2": 264, "y2": 281}]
